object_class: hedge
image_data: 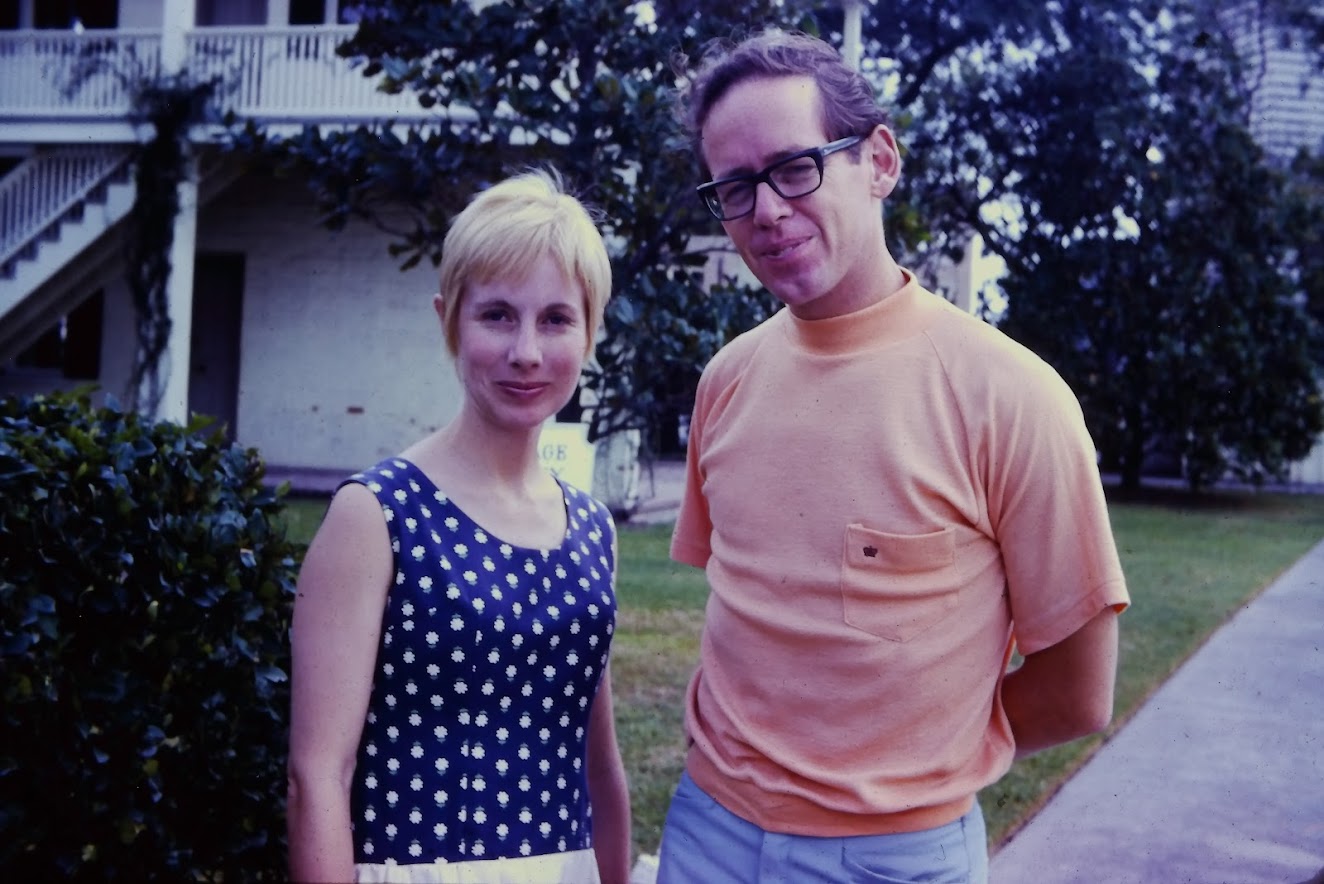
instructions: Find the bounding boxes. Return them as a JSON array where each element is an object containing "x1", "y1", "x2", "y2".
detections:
[{"x1": 0, "y1": 390, "x2": 299, "y2": 880}]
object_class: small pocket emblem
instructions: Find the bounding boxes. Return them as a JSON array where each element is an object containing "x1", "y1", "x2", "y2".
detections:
[{"x1": 863, "y1": 546, "x2": 878, "y2": 558}]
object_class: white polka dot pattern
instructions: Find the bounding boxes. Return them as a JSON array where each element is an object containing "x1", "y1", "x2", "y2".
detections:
[{"x1": 343, "y1": 459, "x2": 616, "y2": 866}]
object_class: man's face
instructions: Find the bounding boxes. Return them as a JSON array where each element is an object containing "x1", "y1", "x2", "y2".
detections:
[{"x1": 700, "y1": 75, "x2": 899, "y2": 320}]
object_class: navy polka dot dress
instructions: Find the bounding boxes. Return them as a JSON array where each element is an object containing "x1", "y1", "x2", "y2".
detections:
[{"x1": 341, "y1": 458, "x2": 617, "y2": 868}]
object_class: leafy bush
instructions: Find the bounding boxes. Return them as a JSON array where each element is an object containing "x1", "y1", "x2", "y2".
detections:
[{"x1": 0, "y1": 390, "x2": 299, "y2": 880}]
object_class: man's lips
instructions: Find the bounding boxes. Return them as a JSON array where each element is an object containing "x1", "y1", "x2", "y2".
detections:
[{"x1": 758, "y1": 236, "x2": 810, "y2": 260}]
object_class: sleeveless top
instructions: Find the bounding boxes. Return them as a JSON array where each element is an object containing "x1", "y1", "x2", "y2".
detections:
[{"x1": 340, "y1": 458, "x2": 617, "y2": 867}]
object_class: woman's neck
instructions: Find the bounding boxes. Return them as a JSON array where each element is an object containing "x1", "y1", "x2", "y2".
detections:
[{"x1": 404, "y1": 417, "x2": 568, "y2": 548}]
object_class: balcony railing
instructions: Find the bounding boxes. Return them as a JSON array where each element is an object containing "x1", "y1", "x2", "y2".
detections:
[
  {"x1": 0, "y1": 26, "x2": 452, "y2": 128},
  {"x1": 0, "y1": 29, "x2": 162, "y2": 117}
]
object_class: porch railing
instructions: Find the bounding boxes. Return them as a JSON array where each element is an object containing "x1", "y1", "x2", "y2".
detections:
[
  {"x1": 0, "y1": 26, "x2": 446, "y2": 125},
  {"x1": 0, "y1": 29, "x2": 162, "y2": 116},
  {"x1": 186, "y1": 26, "x2": 436, "y2": 121}
]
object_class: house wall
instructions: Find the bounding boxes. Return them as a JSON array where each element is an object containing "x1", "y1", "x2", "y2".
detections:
[
  {"x1": 118, "y1": 0, "x2": 163, "y2": 28},
  {"x1": 1289, "y1": 435, "x2": 1324, "y2": 485},
  {"x1": 101, "y1": 277, "x2": 136, "y2": 394},
  {"x1": 1225, "y1": 6, "x2": 1324, "y2": 162},
  {"x1": 197, "y1": 173, "x2": 461, "y2": 472}
]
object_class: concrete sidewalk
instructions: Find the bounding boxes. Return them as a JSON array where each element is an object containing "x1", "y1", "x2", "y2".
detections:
[{"x1": 990, "y1": 538, "x2": 1324, "y2": 884}]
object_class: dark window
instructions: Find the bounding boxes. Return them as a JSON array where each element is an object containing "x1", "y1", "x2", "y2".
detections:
[
  {"x1": 33, "y1": 0, "x2": 117, "y2": 29},
  {"x1": 289, "y1": 0, "x2": 325, "y2": 25},
  {"x1": 196, "y1": 0, "x2": 264, "y2": 27},
  {"x1": 14, "y1": 290, "x2": 104, "y2": 379},
  {"x1": 0, "y1": 0, "x2": 19, "y2": 30},
  {"x1": 290, "y1": 0, "x2": 357, "y2": 25}
]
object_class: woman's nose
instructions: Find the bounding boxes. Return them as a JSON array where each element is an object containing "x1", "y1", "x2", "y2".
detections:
[{"x1": 509, "y1": 321, "x2": 542, "y2": 366}]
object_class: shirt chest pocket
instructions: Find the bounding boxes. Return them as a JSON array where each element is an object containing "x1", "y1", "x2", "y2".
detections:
[{"x1": 839, "y1": 524, "x2": 959, "y2": 643}]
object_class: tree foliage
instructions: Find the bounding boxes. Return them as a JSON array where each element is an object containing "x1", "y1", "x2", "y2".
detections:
[
  {"x1": 229, "y1": 0, "x2": 1323, "y2": 484},
  {"x1": 1283, "y1": 149, "x2": 1324, "y2": 366},
  {"x1": 976, "y1": 2, "x2": 1322, "y2": 488},
  {"x1": 830, "y1": 0, "x2": 1322, "y2": 489}
]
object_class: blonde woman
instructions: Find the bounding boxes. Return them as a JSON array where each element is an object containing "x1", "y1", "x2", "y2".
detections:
[{"x1": 287, "y1": 170, "x2": 630, "y2": 884}]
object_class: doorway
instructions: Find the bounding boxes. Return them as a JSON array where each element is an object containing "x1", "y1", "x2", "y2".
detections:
[{"x1": 189, "y1": 253, "x2": 245, "y2": 441}]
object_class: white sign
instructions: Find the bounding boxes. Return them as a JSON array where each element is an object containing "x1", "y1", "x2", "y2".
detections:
[{"x1": 538, "y1": 422, "x2": 595, "y2": 493}]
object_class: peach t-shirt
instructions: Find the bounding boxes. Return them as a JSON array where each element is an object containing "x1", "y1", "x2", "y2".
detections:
[{"x1": 671, "y1": 274, "x2": 1129, "y2": 836}]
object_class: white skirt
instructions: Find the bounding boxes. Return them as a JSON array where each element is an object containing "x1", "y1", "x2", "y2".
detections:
[{"x1": 356, "y1": 848, "x2": 601, "y2": 884}]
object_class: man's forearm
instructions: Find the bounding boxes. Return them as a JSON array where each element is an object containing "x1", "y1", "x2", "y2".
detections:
[{"x1": 1002, "y1": 608, "x2": 1119, "y2": 759}]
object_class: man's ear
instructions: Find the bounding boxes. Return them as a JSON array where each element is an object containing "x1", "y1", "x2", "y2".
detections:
[{"x1": 867, "y1": 125, "x2": 902, "y2": 200}]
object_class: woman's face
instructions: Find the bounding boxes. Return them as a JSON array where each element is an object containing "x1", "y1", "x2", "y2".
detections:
[{"x1": 445, "y1": 255, "x2": 588, "y2": 434}]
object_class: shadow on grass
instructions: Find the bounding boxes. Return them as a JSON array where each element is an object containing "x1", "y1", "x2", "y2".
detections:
[{"x1": 1103, "y1": 480, "x2": 1323, "y2": 512}]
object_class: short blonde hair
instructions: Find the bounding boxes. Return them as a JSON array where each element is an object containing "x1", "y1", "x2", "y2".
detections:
[{"x1": 437, "y1": 169, "x2": 612, "y2": 358}]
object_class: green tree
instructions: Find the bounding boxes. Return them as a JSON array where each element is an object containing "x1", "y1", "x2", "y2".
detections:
[
  {"x1": 986, "y1": 2, "x2": 1322, "y2": 488},
  {"x1": 1282, "y1": 149, "x2": 1324, "y2": 367},
  {"x1": 818, "y1": 0, "x2": 1320, "y2": 489}
]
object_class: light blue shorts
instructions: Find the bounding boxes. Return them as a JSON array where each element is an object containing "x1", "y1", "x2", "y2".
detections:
[{"x1": 656, "y1": 772, "x2": 988, "y2": 884}]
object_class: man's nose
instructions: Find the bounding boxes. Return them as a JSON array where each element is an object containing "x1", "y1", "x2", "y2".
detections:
[{"x1": 751, "y1": 180, "x2": 792, "y2": 225}]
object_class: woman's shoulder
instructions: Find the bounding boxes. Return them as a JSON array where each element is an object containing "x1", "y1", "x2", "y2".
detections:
[
  {"x1": 558, "y1": 480, "x2": 615, "y2": 541},
  {"x1": 342, "y1": 456, "x2": 415, "y2": 488}
]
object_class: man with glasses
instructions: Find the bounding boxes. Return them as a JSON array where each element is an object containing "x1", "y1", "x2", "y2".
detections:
[{"x1": 657, "y1": 30, "x2": 1129, "y2": 883}]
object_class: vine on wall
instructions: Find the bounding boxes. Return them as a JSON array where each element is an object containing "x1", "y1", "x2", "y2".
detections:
[
  {"x1": 63, "y1": 48, "x2": 221, "y2": 418},
  {"x1": 123, "y1": 74, "x2": 218, "y2": 417}
]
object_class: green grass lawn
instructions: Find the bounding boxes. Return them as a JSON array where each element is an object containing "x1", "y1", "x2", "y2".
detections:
[{"x1": 278, "y1": 487, "x2": 1324, "y2": 859}]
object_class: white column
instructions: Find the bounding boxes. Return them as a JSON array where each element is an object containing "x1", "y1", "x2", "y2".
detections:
[
  {"x1": 153, "y1": 152, "x2": 199, "y2": 424},
  {"x1": 269, "y1": 0, "x2": 292, "y2": 26},
  {"x1": 842, "y1": 0, "x2": 863, "y2": 70},
  {"x1": 149, "y1": 0, "x2": 198, "y2": 424},
  {"x1": 18, "y1": 0, "x2": 33, "y2": 28},
  {"x1": 159, "y1": 0, "x2": 195, "y2": 72}
]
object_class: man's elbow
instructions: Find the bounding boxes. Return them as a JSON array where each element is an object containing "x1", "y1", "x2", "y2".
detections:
[{"x1": 1067, "y1": 691, "x2": 1115, "y2": 740}]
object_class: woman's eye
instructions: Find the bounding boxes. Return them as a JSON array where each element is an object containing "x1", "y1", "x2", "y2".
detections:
[{"x1": 481, "y1": 309, "x2": 509, "y2": 322}]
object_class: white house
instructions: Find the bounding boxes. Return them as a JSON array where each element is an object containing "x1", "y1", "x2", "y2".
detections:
[{"x1": 0, "y1": 0, "x2": 641, "y2": 507}]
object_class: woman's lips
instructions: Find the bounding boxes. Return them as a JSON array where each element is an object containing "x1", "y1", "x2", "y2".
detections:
[{"x1": 498, "y1": 381, "x2": 548, "y2": 397}]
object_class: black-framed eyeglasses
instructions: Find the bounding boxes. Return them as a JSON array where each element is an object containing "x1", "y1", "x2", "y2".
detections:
[{"x1": 697, "y1": 134, "x2": 865, "y2": 221}]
